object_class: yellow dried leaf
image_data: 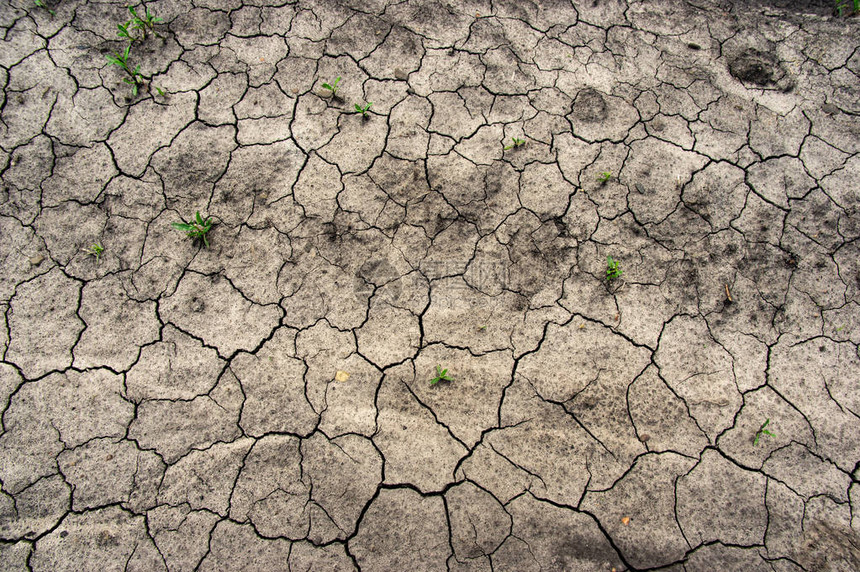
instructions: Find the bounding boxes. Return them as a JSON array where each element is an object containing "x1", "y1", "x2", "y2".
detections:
[
  {"x1": 335, "y1": 371, "x2": 350, "y2": 382},
  {"x1": 621, "y1": 516, "x2": 630, "y2": 525}
]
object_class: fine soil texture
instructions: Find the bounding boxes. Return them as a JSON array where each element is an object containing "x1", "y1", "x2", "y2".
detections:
[{"x1": 1, "y1": 0, "x2": 859, "y2": 570}]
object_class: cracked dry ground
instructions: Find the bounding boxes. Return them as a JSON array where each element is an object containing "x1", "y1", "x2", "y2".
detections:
[{"x1": 1, "y1": 0, "x2": 859, "y2": 570}]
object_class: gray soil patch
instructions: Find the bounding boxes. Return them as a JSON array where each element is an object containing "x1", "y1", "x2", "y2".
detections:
[{"x1": 1, "y1": 0, "x2": 859, "y2": 570}]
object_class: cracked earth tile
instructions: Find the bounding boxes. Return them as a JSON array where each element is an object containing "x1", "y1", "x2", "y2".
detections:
[
  {"x1": 295, "y1": 322, "x2": 380, "y2": 437},
  {"x1": 197, "y1": 72, "x2": 247, "y2": 125},
  {"x1": 106, "y1": 91, "x2": 196, "y2": 177},
  {"x1": 129, "y1": 384, "x2": 242, "y2": 465},
  {"x1": 749, "y1": 105, "x2": 809, "y2": 158},
  {"x1": 230, "y1": 327, "x2": 319, "y2": 437},
  {"x1": 356, "y1": 298, "x2": 420, "y2": 368},
  {"x1": 582, "y1": 452, "x2": 696, "y2": 568},
  {"x1": 0, "y1": 475, "x2": 69, "y2": 541},
  {"x1": 34, "y1": 202, "x2": 108, "y2": 271},
  {"x1": 0, "y1": 384, "x2": 63, "y2": 495},
  {"x1": 31, "y1": 506, "x2": 165, "y2": 572},
  {"x1": 290, "y1": 541, "x2": 356, "y2": 571},
  {"x1": 446, "y1": 481, "x2": 511, "y2": 561},
  {"x1": 494, "y1": 493, "x2": 622, "y2": 571},
  {"x1": 152, "y1": 122, "x2": 237, "y2": 213},
  {"x1": 0, "y1": 216, "x2": 44, "y2": 303},
  {"x1": 73, "y1": 273, "x2": 159, "y2": 370},
  {"x1": 683, "y1": 161, "x2": 749, "y2": 231},
  {"x1": 161, "y1": 272, "x2": 281, "y2": 358},
  {"x1": 301, "y1": 432, "x2": 382, "y2": 542},
  {"x1": 125, "y1": 324, "x2": 218, "y2": 401},
  {"x1": 627, "y1": 365, "x2": 709, "y2": 456},
  {"x1": 428, "y1": 91, "x2": 485, "y2": 141},
  {"x1": 821, "y1": 154, "x2": 860, "y2": 214},
  {"x1": 655, "y1": 315, "x2": 742, "y2": 440},
  {"x1": 519, "y1": 160, "x2": 575, "y2": 220},
  {"x1": 1, "y1": 55, "x2": 72, "y2": 150},
  {"x1": 147, "y1": 504, "x2": 220, "y2": 572},
  {"x1": 686, "y1": 544, "x2": 772, "y2": 571},
  {"x1": 763, "y1": 442, "x2": 850, "y2": 502},
  {"x1": 229, "y1": 434, "x2": 311, "y2": 538},
  {"x1": 172, "y1": 7, "x2": 231, "y2": 49},
  {"x1": 456, "y1": 443, "x2": 535, "y2": 505},
  {"x1": 747, "y1": 157, "x2": 815, "y2": 210},
  {"x1": 0, "y1": 542, "x2": 30, "y2": 569},
  {"x1": 375, "y1": 362, "x2": 468, "y2": 493},
  {"x1": 624, "y1": 139, "x2": 708, "y2": 225},
  {"x1": 799, "y1": 134, "x2": 851, "y2": 182},
  {"x1": 58, "y1": 438, "x2": 163, "y2": 512},
  {"x1": 293, "y1": 152, "x2": 342, "y2": 221},
  {"x1": 318, "y1": 108, "x2": 388, "y2": 173},
  {"x1": 45, "y1": 86, "x2": 125, "y2": 146},
  {"x1": 159, "y1": 438, "x2": 253, "y2": 516},
  {"x1": 327, "y1": 12, "x2": 389, "y2": 59},
  {"x1": 676, "y1": 449, "x2": 767, "y2": 546},
  {"x1": 199, "y1": 520, "x2": 292, "y2": 571},
  {"x1": 421, "y1": 219, "x2": 480, "y2": 280},
  {"x1": 455, "y1": 124, "x2": 503, "y2": 165},
  {"x1": 407, "y1": 345, "x2": 513, "y2": 447},
  {"x1": 387, "y1": 0, "x2": 474, "y2": 48},
  {"x1": 490, "y1": 376, "x2": 598, "y2": 504},
  {"x1": 770, "y1": 338, "x2": 860, "y2": 472},
  {"x1": 349, "y1": 487, "x2": 449, "y2": 572},
  {"x1": 361, "y1": 25, "x2": 424, "y2": 80},
  {"x1": 518, "y1": 319, "x2": 650, "y2": 404},
  {"x1": 386, "y1": 95, "x2": 432, "y2": 160},
  {"x1": 279, "y1": 256, "x2": 368, "y2": 329}
]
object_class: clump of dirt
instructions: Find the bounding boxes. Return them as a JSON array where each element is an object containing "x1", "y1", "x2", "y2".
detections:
[
  {"x1": 571, "y1": 88, "x2": 608, "y2": 122},
  {"x1": 728, "y1": 48, "x2": 792, "y2": 90}
]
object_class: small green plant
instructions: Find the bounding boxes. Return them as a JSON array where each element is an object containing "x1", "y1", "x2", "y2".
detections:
[
  {"x1": 753, "y1": 418, "x2": 774, "y2": 445},
  {"x1": 128, "y1": 5, "x2": 163, "y2": 38},
  {"x1": 354, "y1": 102, "x2": 373, "y2": 117},
  {"x1": 606, "y1": 256, "x2": 622, "y2": 282},
  {"x1": 105, "y1": 44, "x2": 145, "y2": 96},
  {"x1": 321, "y1": 76, "x2": 341, "y2": 98},
  {"x1": 154, "y1": 86, "x2": 166, "y2": 97},
  {"x1": 34, "y1": 0, "x2": 56, "y2": 15},
  {"x1": 597, "y1": 171, "x2": 612, "y2": 183},
  {"x1": 117, "y1": 20, "x2": 136, "y2": 43},
  {"x1": 836, "y1": 0, "x2": 860, "y2": 16},
  {"x1": 82, "y1": 243, "x2": 104, "y2": 263},
  {"x1": 504, "y1": 137, "x2": 525, "y2": 150},
  {"x1": 430, "y1": 364, "x2": 453, "y2": 385},
  {"x1": 172, "y1": 211, "x2": 214, "y2": 248}
]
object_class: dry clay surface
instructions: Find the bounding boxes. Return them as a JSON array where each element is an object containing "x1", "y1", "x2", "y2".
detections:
[{"x1": 1, "y1": 0, "x2": 859, "y2": 570}]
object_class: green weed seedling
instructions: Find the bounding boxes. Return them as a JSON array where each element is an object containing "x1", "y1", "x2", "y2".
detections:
[
  {"x1": 106, "y1": 44, "x2": 145, "y2": 96},
  {"x1": 117, "y1": 20, "x2": 136, "y2": 43},
  {"x1": 128, "y1": 5, "x2": 163, "y2": 38},
  {"x1": 836, "y1": 0, "x2": 860, "y2": 16},
  {"x1": 321, "y1": 76, "x2": 342, "y2": 98},
  {"x1": 606, "y1": 256, "x2": 622, "y2": 282},
  {"x1": 354, "y1": 102, "x2": 373, "y2": 118},
  {"x1": 83, "y1": 243, "x2": 104, "y2": 263},
  {"x1": 430, "y1": 364, "x2": 453, "y2": 385},
  {"x1": 754, "y1": 418, "x2": 774, "y2": 445},
  {"x1": 172, "y1": 211, "x2": 214, "y2": 248},
  {"x1": 597, "y1": 171, "x2": 612, "y2": 183},
  {"x1": 504, "y1": 137, "x2": 526, "y2": 150},
  {"x1": 34, "y1": 0, "x2": 56, "y2": 15}
]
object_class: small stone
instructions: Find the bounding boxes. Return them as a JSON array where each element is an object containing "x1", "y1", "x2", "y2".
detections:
[
  {"x1": 394, "y1": 68, "x2": 408, "y2": 81},
  {"x1": 621, "y1": 516, "x2": 631, "y2": 525},
  {"x1": 29, "y1": 254, "x2": 44, "y2": 266},
  {"x1": 822, "y1": 103, "x2": 839, "y2": 115},
  {"x1": 639, "y1": 434, "x2": 650, "y2": 442}
]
